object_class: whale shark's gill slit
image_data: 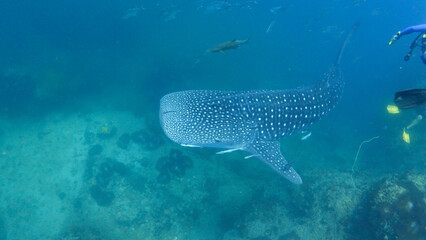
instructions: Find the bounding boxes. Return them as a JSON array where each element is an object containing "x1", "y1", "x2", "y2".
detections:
[{"x1": 162, "y1": 110, "x2": 177, "y2": 115}]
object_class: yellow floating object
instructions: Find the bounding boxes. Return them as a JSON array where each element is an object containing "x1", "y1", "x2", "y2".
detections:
[
  {"x1": 101, "y1": 126, "x2": 110, "y2": 133},
  {"x1": 402, "y1": 129, "x2": 410, "y2": 144},
  {"x1": 387, "y1": 105, "x2": 400, "y2": 114}
]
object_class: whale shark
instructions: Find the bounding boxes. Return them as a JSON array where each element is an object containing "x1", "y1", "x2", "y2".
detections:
[{"x1": 160, "y1": 24, "x2": 359, "y2": 184}]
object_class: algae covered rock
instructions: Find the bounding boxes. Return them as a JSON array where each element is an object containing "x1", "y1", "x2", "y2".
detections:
[
  {"x1": 116, "y1": 133, "x2": 131, "y2": 149},
  {"x1": 347, "y1": 175, "x2": 425, "y2": 240},
  {"x1": 155, "y1": 149, "x2": 193, "y2": 184},
  {"x1": 89, "y1": 185, "x2": 115, "y2": 207},
  {"x1": 131, "y1": 129, "x2": 164, "y2": 150}
]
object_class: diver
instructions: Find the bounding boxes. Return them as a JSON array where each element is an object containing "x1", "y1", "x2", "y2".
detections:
[
  {"x1": 389, "y1": 24, "x2": 426, "y2": 64},
  {"x1": 387, "y1": 89, "x2": 426, "y2": 143}
]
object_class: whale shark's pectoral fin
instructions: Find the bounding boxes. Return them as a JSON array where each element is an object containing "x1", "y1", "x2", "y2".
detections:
[{"x1": 247, "y1": 140, "x2": 303, "y2": 184}]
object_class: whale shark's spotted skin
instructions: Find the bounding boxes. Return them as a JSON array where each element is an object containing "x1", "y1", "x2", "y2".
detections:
[{"x1": 160, "y1": 66, "x2": 343, "y2": 184}]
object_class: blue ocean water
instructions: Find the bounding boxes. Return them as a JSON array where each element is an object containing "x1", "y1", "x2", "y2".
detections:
[{"x1": 0, "y1": 1, "x2": 424, "y2": 239}]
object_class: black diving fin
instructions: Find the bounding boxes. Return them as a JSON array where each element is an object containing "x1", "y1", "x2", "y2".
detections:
[{"x1": 394, "y1": 89, "x2": 426, "y2": 109}]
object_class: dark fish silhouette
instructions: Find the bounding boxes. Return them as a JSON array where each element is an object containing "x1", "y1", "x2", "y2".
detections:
[{"x1": 207, "y1": 38, "x2": 250, "y2": 53}]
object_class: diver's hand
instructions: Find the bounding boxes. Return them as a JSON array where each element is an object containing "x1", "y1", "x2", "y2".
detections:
[{"x1": 389, "y1": 31, "x2": 401, "y2": 45}]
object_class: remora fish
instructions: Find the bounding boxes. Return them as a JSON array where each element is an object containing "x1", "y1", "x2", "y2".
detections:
[
  {"x1": 207, "y1": 38, "x2": 250, "y2": 53},
  {"x1": 160, "y1": 23, "x2": 359, "y2": 184}
]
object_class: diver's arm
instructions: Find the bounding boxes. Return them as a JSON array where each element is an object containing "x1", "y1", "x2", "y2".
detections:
[
  {"x1": 389, "y1": 24, "x2": 426, "y2": 45},
  {"x1": 400, "y1": 24, "x2": 426, "y2": 36}
]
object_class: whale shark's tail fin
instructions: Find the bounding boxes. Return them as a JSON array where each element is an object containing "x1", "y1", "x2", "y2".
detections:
[{"x1": 334, "y1": 21, "x2": 361, "y2": 66}]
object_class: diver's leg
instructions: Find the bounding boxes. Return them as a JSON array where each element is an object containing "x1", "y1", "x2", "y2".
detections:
[{"x1": 406, "y1": 115, "x2": 423, "y2": 130}]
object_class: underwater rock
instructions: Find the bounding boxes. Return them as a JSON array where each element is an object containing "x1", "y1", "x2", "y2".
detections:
[
  {"x1": 0, "y1": 73, "x2": 38, "y2": 116},
  {"x1": 88, "y1": 144, "x2": 103, "y2": 158},
  {"x1": 95, "y1": 159, "x2": 128, "y2": 188},
  {"x1": 347, "y1": 176, "x2": 425, "y2": 240},
  {"x1": 125, "y1": 171, "x2": 146, "y2": 192},
  {"x1": 89, "y1": 185, "x2": 115, "y2": 207},
  {"x1": 155, "y1": 149, "x2": 193, "y2": 183},
  {"x1": 116, "y1": 133, "x2": 131, "y2": 149},
  {"x1": 131, "y1": 129, "x2": 164, "y2": 150},
  {"x1": 285, "y1": 184, "x2": 314, "y2": 220},
  {"x1": 96, "y1": 126, "x2": 117, "y2": 139},
  {"x1": 157, "y1": 171, "x2": 171, "y2": 184},
  {"x1": 92, "y1": 158, "x2": 146, "y2": 194}
]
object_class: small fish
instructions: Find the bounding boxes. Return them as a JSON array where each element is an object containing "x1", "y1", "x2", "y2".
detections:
[
  {"x1": 200, "y1": 0, "x2": 232, "y2": 13},
  {"x1": 207, "y1": 38, "x2": 250, "y2": 53},
  {"x1": 270, "y1": 5, "x2": 286, "y2": 14},
  {"x1": 300, "y1": 131, "x2": 312, "y2": 140},
  {"x1": 353, "y1": 0, "x2": 366, "y2": 7},
  {"x1": 266, "y1": 20, "x2": 276, "y2": 33},
  {"x1": 160, "y1": 6, "x2": 181, "y2": 22},
  {"x1": 237, "y1": 0, "x2": 258, "y2": 10},
  {"x1": 122, "y1": 6, "x2": 145, "y2": 20}
]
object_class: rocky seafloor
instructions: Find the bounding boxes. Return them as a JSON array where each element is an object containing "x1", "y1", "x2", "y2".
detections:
[{"x1": 0, "y1": 110, "x2": 424, "y2": 240}]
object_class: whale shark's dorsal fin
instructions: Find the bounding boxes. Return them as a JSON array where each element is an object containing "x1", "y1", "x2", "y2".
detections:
[{"x1": 247, "y1": 140, "x2": 303, "y2": 184}]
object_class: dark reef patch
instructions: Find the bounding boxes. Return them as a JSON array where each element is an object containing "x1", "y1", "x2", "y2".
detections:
[
  {"x1": 131, "y1": 129, "x2": 164, "y2": 150},
  {"x1": 346, "y1": 176, "x2": 425, "y2": 240},
  {"x1": 88, "y1": 144, "x2": 103, "y2": 158},
  {"x1": 95, "y1": 159, "x2": 128, "y2": 188},
  {"x1": 89, "y1": 185, "x2": 115, "y2": 207},
  {"x1": 116, "y1": 133, "x2": 131, "y2": 149},
  {"x1": 88, "y1": 157, "x2": 146, "y2": 206},
  {"x1": 155, "y1": 149, "x2": 193, "y2": 184},
  {"x1": 285, "y1": 184, "x2": 314, "y2": 221}
]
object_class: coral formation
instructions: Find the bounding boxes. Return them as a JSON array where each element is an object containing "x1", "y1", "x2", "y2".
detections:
[
  {"x1": 131, "y1": 129, "x2": 164, "y2": 150},
  {"x1": 89, "y1": 185, "x2": 115, "y2": 207},
  {"x1": 88, "y1": 144, "x2": 103, "y2": 158},
  {"x1": 116, "y1": 133, "x2": 131, "y2": 149},
  {"x1": 347, "y1": 176, "x2": 425, "y2": 240},
  {"x1": 155, "y1": 149, "x2": 193, "y2": 184}
]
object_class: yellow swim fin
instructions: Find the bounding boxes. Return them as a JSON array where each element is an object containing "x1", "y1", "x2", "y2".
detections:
[
  {"x1": 402, "y1": 129, "x2": 410, "y2": 144},
  {"x1": 387, "y1": 105, "x2": 400, "y2": 114}
]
